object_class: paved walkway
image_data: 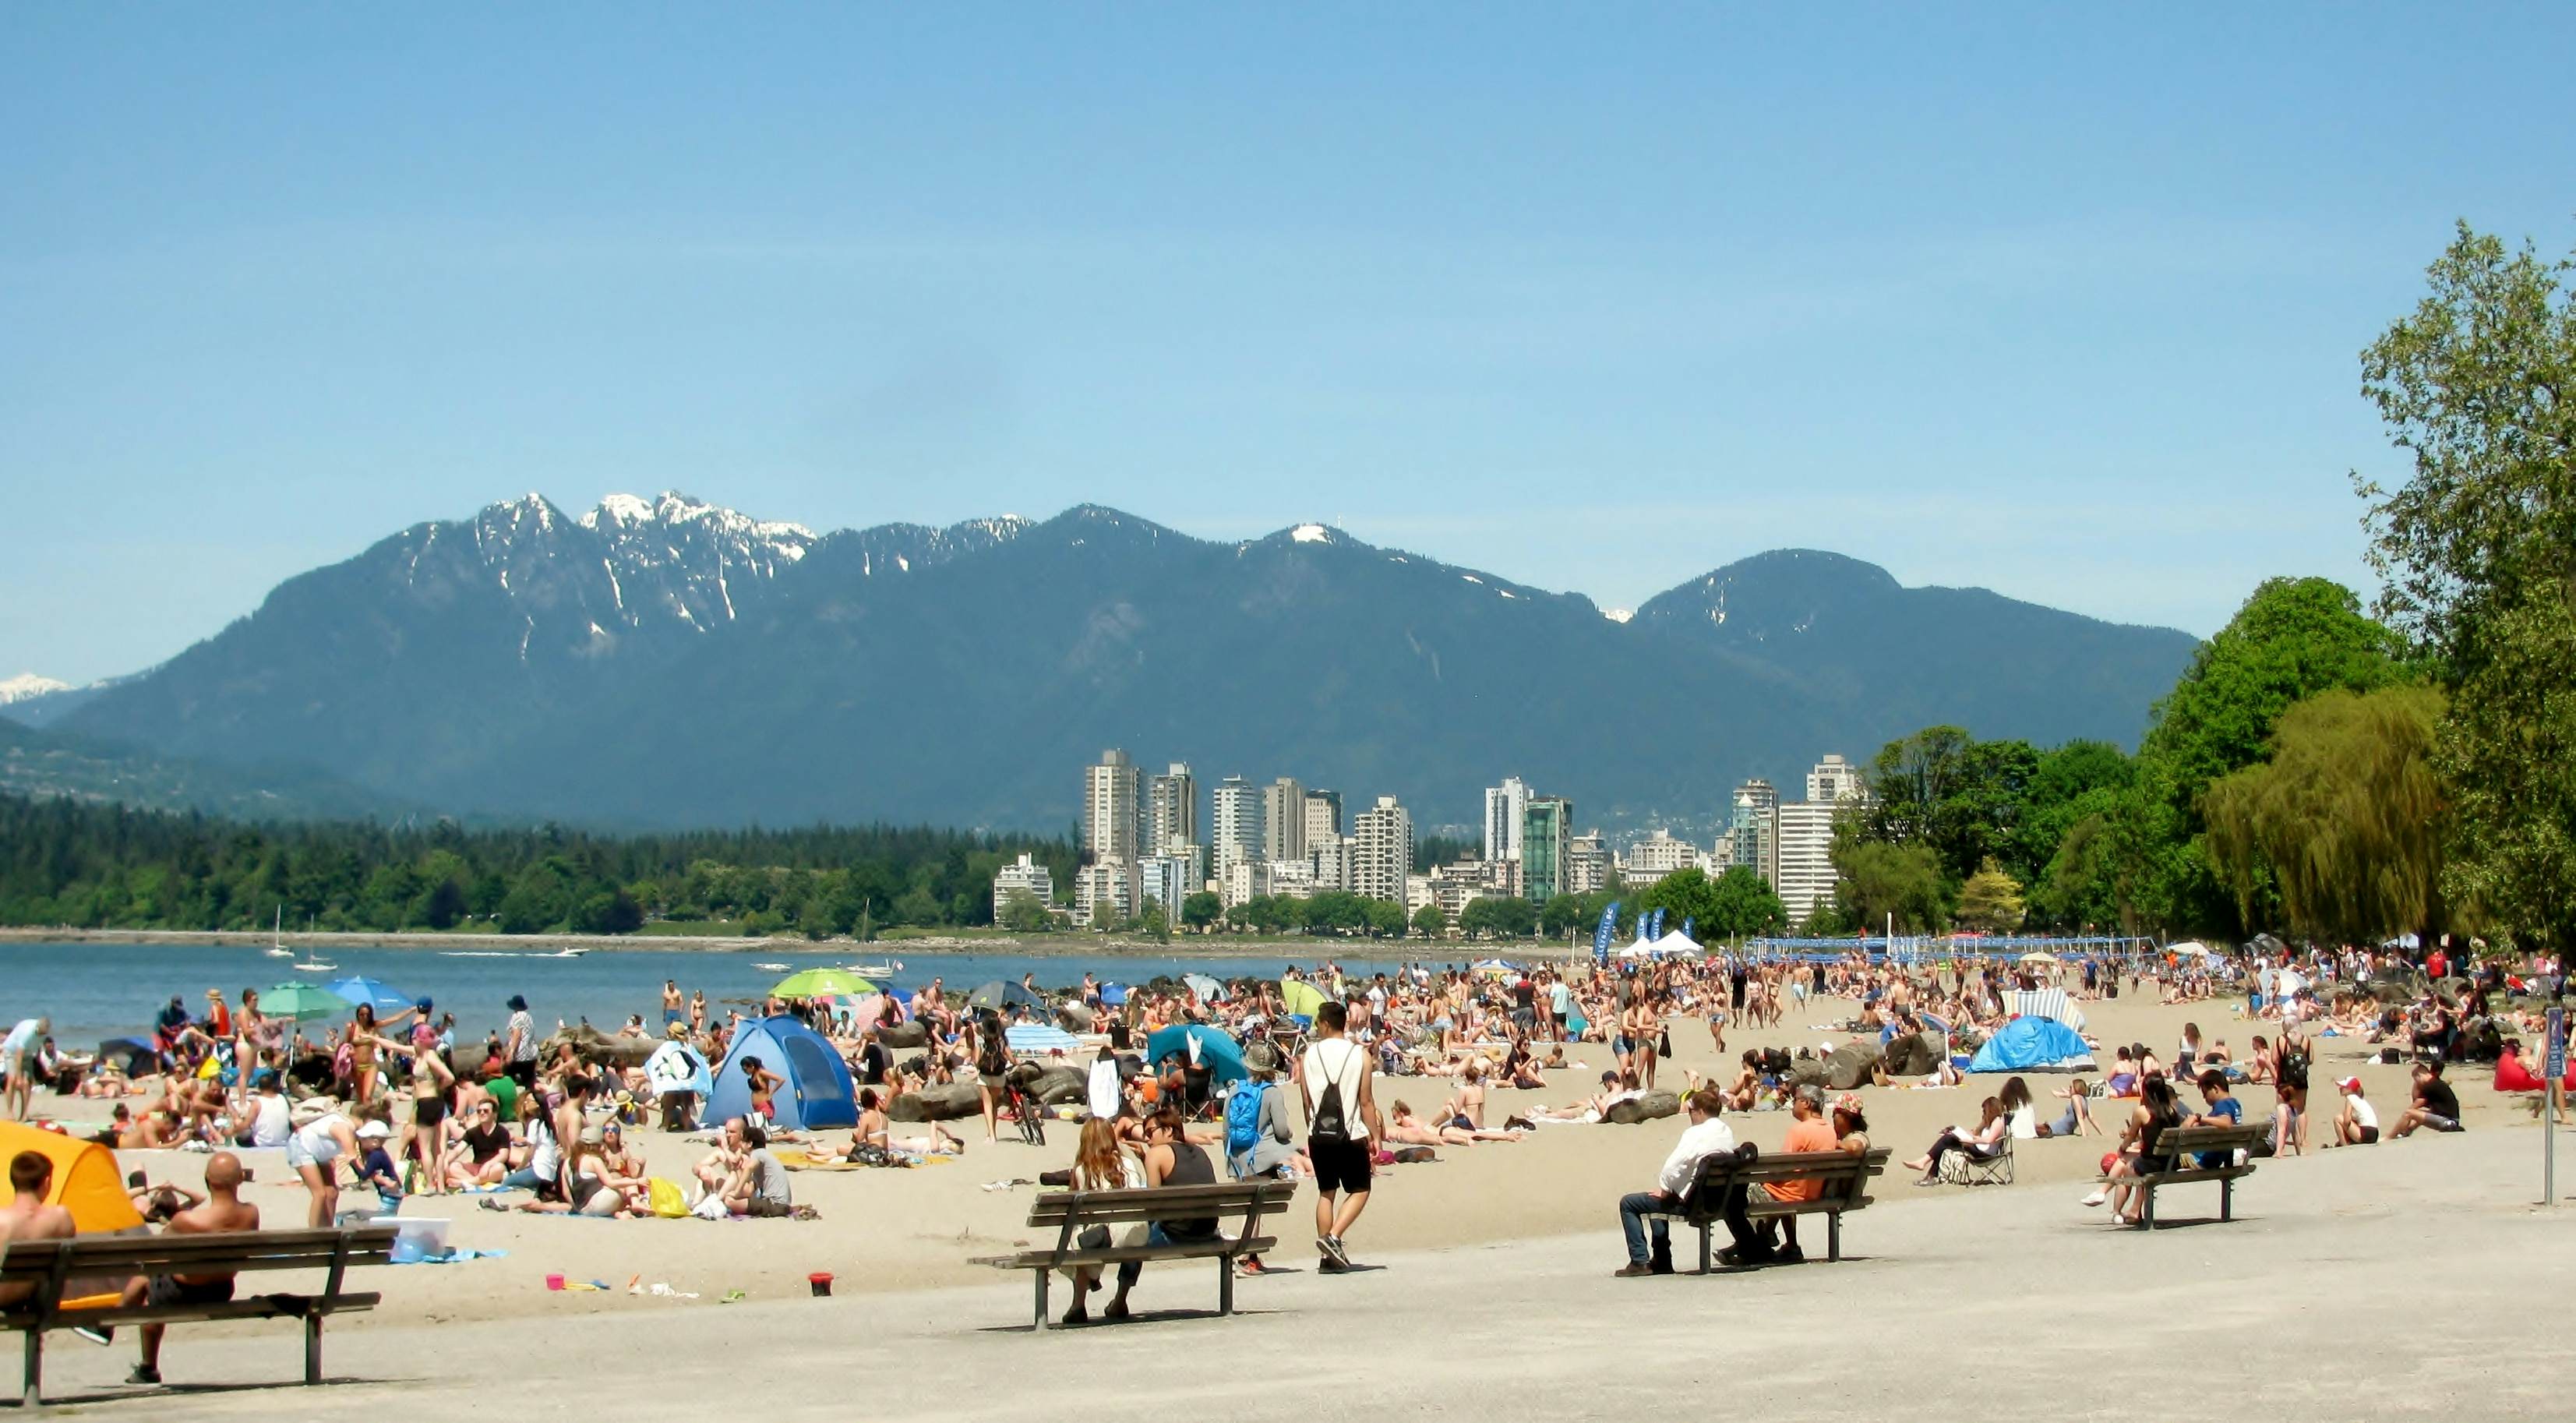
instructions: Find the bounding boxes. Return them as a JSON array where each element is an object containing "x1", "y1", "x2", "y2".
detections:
[{"x1": 22, "y1": 1124, "x2": 2574, "y2": 1420}]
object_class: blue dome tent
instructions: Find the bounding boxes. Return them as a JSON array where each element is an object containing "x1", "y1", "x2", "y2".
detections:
[
  {"x1": 1967, "y1": 1016, "x2": 2096, "y2": 1074},
  {"x1": 704, "y1": 1015, "x2": 858, "y2": 1131}
]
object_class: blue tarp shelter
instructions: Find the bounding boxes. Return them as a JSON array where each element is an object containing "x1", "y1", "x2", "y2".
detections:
[
  {"x1": 1967, "y1": 1016, "x2": 2096, "y2": 1074},
  {"x1": 704, "y1": 1015, "x2": 858, "y2": 1131}
]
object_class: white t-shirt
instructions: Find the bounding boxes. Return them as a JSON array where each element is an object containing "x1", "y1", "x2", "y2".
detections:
[
  {"x1": 2, "y1": 1019, "x2": 38, "y2": 1058},
  {"x1": 2347, "y1": 1095, "x2": 2379, "y2": 1132},
  {"x1": 249, "y1": 1093, "x2": 291, "y2": 1149},
  {"x1": 1299, "y1": 1036, "x2": 1371, "y2": 1142}
]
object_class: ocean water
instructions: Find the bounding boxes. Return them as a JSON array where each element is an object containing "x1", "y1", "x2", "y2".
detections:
[{"x1": 0, "y1": 941, "x2": 1448, "y2": 1047}]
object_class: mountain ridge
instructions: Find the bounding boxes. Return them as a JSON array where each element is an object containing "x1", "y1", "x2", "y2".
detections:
[{"x1": 37, "y1": 493, "x2": 2203, "y2": 835}]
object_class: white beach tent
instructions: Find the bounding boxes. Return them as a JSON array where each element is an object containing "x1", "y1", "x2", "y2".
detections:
[{"x1": 1650, "y1": 928, "x2": 1706, "y2": 959}]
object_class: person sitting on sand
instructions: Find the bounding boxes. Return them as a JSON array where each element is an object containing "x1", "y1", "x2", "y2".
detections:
[
  {"x1": 2325, "y1": 1075, "x2": 2380, "y2": 1146},
  {"x1": 2388, "y1": 1061, "x2": 2465, "y2": 1139}
]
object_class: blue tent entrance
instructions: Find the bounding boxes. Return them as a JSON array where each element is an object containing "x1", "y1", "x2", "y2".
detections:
[
  {"x1": 704, "y1": 1015, "x2": 858, "y2": 1131},
  {"x1": 1968, "y1": 1016, "x2": 2096, "y2": 1074}
]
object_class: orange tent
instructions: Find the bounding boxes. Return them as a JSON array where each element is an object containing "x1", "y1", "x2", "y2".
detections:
[
  {"x1": 0, "y1": 1123, "x2": 145, "y2": 1308},
  {"x1": 0, "y1": 1122, "x2": 139, "y2": 1232}
]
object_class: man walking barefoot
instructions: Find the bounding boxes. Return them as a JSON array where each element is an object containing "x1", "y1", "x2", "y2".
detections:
[{"x1": 1297, "y1": 1000, "x2": 1382, "y2": 1273}]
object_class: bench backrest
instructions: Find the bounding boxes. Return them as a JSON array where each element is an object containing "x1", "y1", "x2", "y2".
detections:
[
  {"x1": 1025, "y1": 1182, "x2": 1293, "y2": 1231},
  {"x1": 1691, "y1": 1147, "x2": 1890, "y2": 1202},
  {"x1": 2155, "y1": 1125, "x2": 2264, "y2": 1157},
  {"x1": 0, "y1": 1226, "x2": 400, "y2": 1290}
]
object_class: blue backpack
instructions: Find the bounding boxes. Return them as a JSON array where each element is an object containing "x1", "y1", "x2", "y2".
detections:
[{"x1": 1224, "y1": 1080, "x2": 1266, "y2": 1156}]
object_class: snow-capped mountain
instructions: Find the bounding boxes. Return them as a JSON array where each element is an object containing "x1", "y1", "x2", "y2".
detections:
[
  {"x1": 0, "y1": 674, "x2": 70, "y2": 705},
  {"x1": 55, "y1": 497, "x2": 2197, "y2": 832}
]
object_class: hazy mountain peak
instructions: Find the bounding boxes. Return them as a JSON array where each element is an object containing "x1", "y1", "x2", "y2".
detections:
[{"x1": 0, "y1": 674, "x2": 71, "y2": 705}]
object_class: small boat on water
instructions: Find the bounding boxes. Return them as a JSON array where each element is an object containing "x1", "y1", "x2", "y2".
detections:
[
  {"x1": 752, "y1": 962, "x2": 792, "y2": 973},
  {"x1": 542, "y1": 947, "x2": 588, "y2": 959},
  {"x1": 291, "y1": 958, "x2": 336, "y2": 973},
  {"x1": 845, "y1": 962, "x2": 900, "y2": 976},
  {"x1": 263, "y1": 907, "x2": 292, "y2": 958}
]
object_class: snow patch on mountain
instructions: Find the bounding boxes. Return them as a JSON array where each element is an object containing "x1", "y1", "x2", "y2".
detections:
[{"x1": 0, "y1": 674, "x2": 72, "y2": 704}]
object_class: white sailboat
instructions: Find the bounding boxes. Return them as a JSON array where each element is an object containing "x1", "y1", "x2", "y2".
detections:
[{"x1": 263, "y1": 907, "x2": 293, "y2": 959}]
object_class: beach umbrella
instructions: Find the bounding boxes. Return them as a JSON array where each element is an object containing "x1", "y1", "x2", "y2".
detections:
[
  {"x1": 263, "y1": 983, "x2": 346, "y2": 1023},
  {"x1": 965, "y1": 980, "x2": 1041, "y2": 1012},
  {"x1": 1144, "y1": 1023, "x2": 1247, "y2": 1086},
  {"x1": 96, "y1": 1037, "x2": 159, "y2": 1076},
  {"x1": 1005, "y1": 1022, "x2": 1082, "y2": 1055},
  {"x1": 773, "y1": 968, "x2": 876, "y2": 998},
  {"x1": 1278, "y1": 979, "x2": 1327, "y2": 1019},
  {"x1": 1098, "y1": 983, "x2": 1129, "y2": 1008},
  {"x1": 2168, "y1": 942, "x2": 2211, "y2": 959},
  {"x1": 843, "y1": 993, "x2": 905, "y2": 1029},
  {"x1": 1471, "y1": 959, "x2": 1514, "y2": 973},
  {"x1": 325, "y1": 976, "x2": 412, "y2": 1016},
  {"x1": 1181, "y1": 973, "x2": 1224, "y2": 1002},
  {"x1": 643, "y1": 1040, "x2": 715, "y2": 1100},
  {"x1": 2018, "y1": 952, "x2": 2059, "y2": 966}
]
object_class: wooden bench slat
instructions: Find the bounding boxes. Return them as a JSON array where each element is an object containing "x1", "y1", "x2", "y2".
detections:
[
  {"x1": 973, "y1": 1238, "x2": 1277, "y2": 1271},
  {"x1": 6, "y1": 1293, "x2": 385, "y2": 1330}
]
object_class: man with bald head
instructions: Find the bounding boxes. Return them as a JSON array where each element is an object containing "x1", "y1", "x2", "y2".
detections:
[{"x1": 108, "y1": 1150, "x2": 260, "y2": 1384}]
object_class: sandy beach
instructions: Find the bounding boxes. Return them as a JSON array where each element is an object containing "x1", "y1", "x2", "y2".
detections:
[
  {"x1": 48, "y1": 987, "x2": 2549, "y2": 1329},
  {"x1": 14, "y1": 983, "x2": 2571, "y2": 1421}
]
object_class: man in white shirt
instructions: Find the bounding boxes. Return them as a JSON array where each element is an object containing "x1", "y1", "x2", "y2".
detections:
[
  {"x1": 1297, "y1": 1000, "x2": 1382, "y2": 1273},
  {"x1": 1614, "y1": 1087, "x2": 1734, "y2": 1276}
]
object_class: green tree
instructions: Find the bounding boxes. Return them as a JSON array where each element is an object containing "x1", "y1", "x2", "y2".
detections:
[
  {"x1": 1704, "y1": 866, "x2": 1788, "y2": 937},
  {"x1": 2203, "y1": 685, "x2": 2454, "y2": 945},
  {"x1": 1362, "y1": 898, "x2": 1406, "y2": 937},
  {"x1": 1180, "y1": 891, "x2": 1223, "y2": 932},
  {"x1": 1137, "y1": 899, "x2": 1171, "y2": 944},
  {"x1": 1953, "y1": 857, "x2": 2026, "y2": 934},
  {"x1": 998, "y1": 888, "x2": 1054, "y2": 934},
  {"x1": 1636, "y1": 866, "x2": 1721, "y2": 937},
  {"x1": 1410, "y1": 903, "x2": 1447, "y2": 939},
  {"x1": 2357, "y1": 222, "x2": 2576, "y2": 949},
  {"x1": 1833, "y1": 839, "x2": 1947, "y2": 933}
]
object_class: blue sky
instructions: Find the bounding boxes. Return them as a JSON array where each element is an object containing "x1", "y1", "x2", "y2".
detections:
[{"x1": 6, "y1": 6, "x2": 2572, "y2": 683}]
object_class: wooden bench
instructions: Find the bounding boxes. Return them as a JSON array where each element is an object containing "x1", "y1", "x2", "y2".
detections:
[
  {"x1": 2, "y1": 1224, "x2": 398, "y2": 1407},
  {"x1": 971, "y1": 1181, "x2": 1293, "y2": 1329},
  {"x1": 1658, "y1": 1148, "x2": 1890, "y2": 1272},
  {"x1": 2101, "y1": 1124, "x2": 2263, "y2": 1229}
]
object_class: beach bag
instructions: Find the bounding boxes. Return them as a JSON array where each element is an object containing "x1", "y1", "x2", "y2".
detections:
[
  {"x1": 648, "y1": 1178, "x2": 690, "y2": 1219},
  {"x1": 1224, "y1": 1081, "x2": 1265, "y2": 1156}
]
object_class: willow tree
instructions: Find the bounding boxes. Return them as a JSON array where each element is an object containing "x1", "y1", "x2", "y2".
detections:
[
  {"x1": 2358, "y1": 222, "x2": 2576, "y2": 950},
  {"x1": 2202, "y1": 685, "x2": 2452, "y2": 945}
]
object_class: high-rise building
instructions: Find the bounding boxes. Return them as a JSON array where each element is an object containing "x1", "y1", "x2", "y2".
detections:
[
  {"x1": 1731, "y1": 779, "x2": 1780, "y2": 888},
  {"x1": 1776, "y1": 756, "x2": 1869, "y2": 926},
  {"x1": 1145, "y1": 763, "x2": 1198, "y2": 858},
  {"x1": 1071, "y1": 861, "x2": 1134, "y2": 929},
  {"x1": 1565, "y1": 832, "x2": 1607, "y2": 895},
  {"x1": 1521, "y1": 796, "x2": 1572, "y2": 902},
  {"x1": 1211, "y1": 775, "x2": 1262, "y2": 874},
  {"x1": 1302, "y1": 789, "x2": 1343, "y2": 849},
  {"x1": 990, "y1": 853, "x2": 1057, "y2": 922},
  {"x1": 1261, "y1": 777, "x2": 1307, "y2": 866},
  {"x1": 1350, "y1": 795, "x2": 1413, "y2": 903},
  {"x1": 1134, "y1": 856, "x2": 1192, "y2": 920},
  {"x1": 1309, "y1": 835, "x2": 1351, "y2": 894},
  {"x1": 1484, "y1": 776, "x2": 1530, "y2": 863},
  {"x1": 1220, "y1": 857, "x2": 1269, "y2": 909},
  {"x1": 1083, "y1": 750, "x2": 1141, "y2": 870}
]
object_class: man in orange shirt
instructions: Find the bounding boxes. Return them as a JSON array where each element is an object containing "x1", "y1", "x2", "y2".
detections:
[{"x1": 1761, "y1": 1086, "x2": 1841, "y2": 1263}]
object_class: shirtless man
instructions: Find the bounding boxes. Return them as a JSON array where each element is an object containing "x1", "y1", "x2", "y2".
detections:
[
  {"x1": 104, "y1": 1151, "x2": 261, "y2": 1384},
  {"x1": 1528, "y1": 1071, "x2": 1635, "y2": 1123},
  {"x1": 0, "y1": 1152, "x2": 78, "y2": 1308}
]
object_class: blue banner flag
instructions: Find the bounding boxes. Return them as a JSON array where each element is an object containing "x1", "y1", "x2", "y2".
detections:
[
  {"x1": 1680, "y1": 916, "x2": 1694, "y2": 942},
  {"x1": 1591, "y1": 900, "x2": 1621, "y2": 962},
  {"x1": 1647, "y1": 907, "x2": 1666, "y2": 941}
]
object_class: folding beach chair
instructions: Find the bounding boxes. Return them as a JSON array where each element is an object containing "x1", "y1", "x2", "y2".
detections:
[{"x1": 1940, "y1": 1135, "x2": 2014, "y2": 1186}]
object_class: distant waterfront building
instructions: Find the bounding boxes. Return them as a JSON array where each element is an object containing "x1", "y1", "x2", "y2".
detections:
[
  {"x1": 1731, "y1": 779, "x2": 1780, "y2": 888},
  {"x1": 1775, "y1": 756, "x2": 1868, "y2": 927},
  {"x1": 1071, "y1": 860, "x2": 1134, "y2": 929},
  {"x1": 1483, "y1": 777, "x2": 1530, "y2": 863},
  {"x1": 1220, "y1": 857, "x2": 1269, "y2": 909},
  {"x1": 1083, "y1": 748, "x2": 1142, "y2": 870},
  {"x1": 1309, "y1": 834, "x2": 1351, "y2": 894},
  {"x1": 991, "y1": 853, "x2": 1056, "y2": 921},
  {"x1": 1302, "y1": 789, "x2": 1343, "y2": 849},
  {"x1": 1262, "y1": 777, "x2": 1308, "y2": 866},
  {"x1": 1404, "y1": 873, "x2": 1436, "y2": 917},
  {"x1": 1266, "y1": 858, "x2": 1318, "y2": 900},
  {"x1": 1212, "y1": 775, "x2": 1262, "y2": 875},
  {"x1": 1621, "y1": 828, "x2": 1706, "y2": 888},
  {"x1": 1135, "y1": 855, "x2": 1191, "y2": 920},
  {"x1": 1350, "y1": 795, "x2": 1413, "y2": 904},
  {"x1": 1521, "y1": 796, "x2": 1572, "y2": 902},
  {"x1": 1565, "y1": 831, "x2": 1609, "y2": 895},
  {"x1": 1145, "y1": 763, "x2": 1198, "y2": 858}
]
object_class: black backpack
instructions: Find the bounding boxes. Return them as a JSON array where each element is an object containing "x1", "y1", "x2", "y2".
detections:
[{"x1": 1308, "y1": 1043, "x2": 1352, "y2": 1146}]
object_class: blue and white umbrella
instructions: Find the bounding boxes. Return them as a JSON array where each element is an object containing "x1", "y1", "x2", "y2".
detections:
[
  {"x1": 1005, "y1": 1022, "x2": 1082, "y2": 1055},
  {"x1": 1098, "y1": 983, "x2": 1130, "y2": 1008},
  {"x1": 326, "y1": 976, "x2": 412, "y2": 1016},
  {"x1": 643, "y1": 1040, "x2": 715, "y2": 1100}
]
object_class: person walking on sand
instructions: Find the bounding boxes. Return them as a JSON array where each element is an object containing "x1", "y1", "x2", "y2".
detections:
[
  {"x1": 1297, "y1": 999, "x2": 1381, "y2": 1273},
  {"x1": 2, "y1": 1016, "x2": 45, "y2": 1122}
]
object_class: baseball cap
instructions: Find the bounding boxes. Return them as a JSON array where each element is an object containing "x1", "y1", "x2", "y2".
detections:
[
  {"x1": 2336, "y1": 1075, "x2": 2362, "y2": 1092},
  {"x1": 356, "y1": 1121, "x2": 390, "y2": 1140}
]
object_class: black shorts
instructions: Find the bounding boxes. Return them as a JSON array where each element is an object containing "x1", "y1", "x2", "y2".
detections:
[
  {"x1": 147, "y1": 1275, "x2": 236, "y2": 1309},
  {"x1": 506, "y1": 1061, "x2": 536, "y2": 1090},
  {"x1": 1308, "y1": 1135, "x2": 1373, "y2": 1195},
  {"x1": 2357, "y1": 1125, "x2": 2380, "y2": 1143},
  {"x1": 415, "y1": 1096, "x2": 447, "y2": 1128}
]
